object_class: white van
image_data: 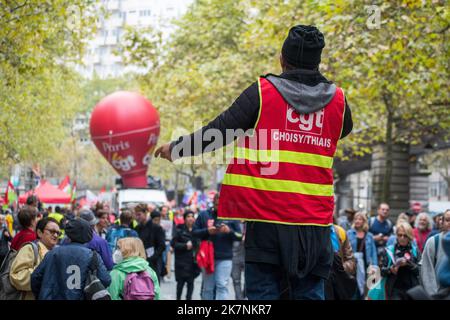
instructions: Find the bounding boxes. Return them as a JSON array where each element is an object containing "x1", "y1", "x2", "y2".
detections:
[{"x1": 112, "y1": 188, "x2": 168, "y2": 213}]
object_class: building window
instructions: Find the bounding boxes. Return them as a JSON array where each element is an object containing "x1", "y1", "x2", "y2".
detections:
[{"x1": 140, "y1": 10, "x2": 151, "y2": 16}]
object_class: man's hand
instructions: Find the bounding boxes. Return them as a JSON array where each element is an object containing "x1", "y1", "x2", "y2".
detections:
[
  {"x1": 154, "y1": 143, "x2": 173, "y2": 162},
  {"x1": 390, "y1": 265, "x2": 399, "y2": 275},
  {"x1": 373, "y1": 234, "x2": 383, "y2": 242},
  {"x1": 207, "y1": 226, "x2": 218, "y2": 235},
  {"x1": 219, "y1": 224, "x2": 230, "y2": 234}
]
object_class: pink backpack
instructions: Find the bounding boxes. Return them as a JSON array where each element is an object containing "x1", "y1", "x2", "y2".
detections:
[{"x1": 123, "y1": 271, "x2": 155, "y2": 300}]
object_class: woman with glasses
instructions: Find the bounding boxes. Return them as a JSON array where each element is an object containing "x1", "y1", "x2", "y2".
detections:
[
  {"x1": 368, "y1": 221, "x2": 421, "y2": 300},
  {"x1": 10, "y1": 217, "x2": 60, "y2": 300}
]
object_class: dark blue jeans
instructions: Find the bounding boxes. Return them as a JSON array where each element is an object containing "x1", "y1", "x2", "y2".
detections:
[{"x1": 245, "y1": 262, "x2": 325, "y2": 300}]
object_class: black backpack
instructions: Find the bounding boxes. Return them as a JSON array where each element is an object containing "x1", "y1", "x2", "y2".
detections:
[
  {"x1": 83, "y1": 251, "x2": 111, "y2": 300},
  {"x1": 0, "y1": 230, "x2": 10, "y2": 259},
  {"x1": 0, "y1": 242, "x2": 38, "y2": 300}
]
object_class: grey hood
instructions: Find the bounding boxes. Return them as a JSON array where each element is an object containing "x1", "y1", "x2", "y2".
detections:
[{"x1": 266, "y1": 75, "x2": 336, "y2": 114}]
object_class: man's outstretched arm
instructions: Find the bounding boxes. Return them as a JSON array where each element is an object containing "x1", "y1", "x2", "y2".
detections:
[{"x1": 155, "y1": 82, "x2": 259, "y2": 161}]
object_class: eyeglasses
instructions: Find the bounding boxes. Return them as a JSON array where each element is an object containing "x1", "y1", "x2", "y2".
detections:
[
  {"x1": 397, "y1": 234, "x2": 408, "y2": 239},
  {"x1": 44, "y1": 228, "x2": 61, "y2": 237}
]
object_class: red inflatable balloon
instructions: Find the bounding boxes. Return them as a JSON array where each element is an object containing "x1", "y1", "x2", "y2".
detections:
[{"x1": 90, "y1": 91, "x2": 160, "y2": 188}]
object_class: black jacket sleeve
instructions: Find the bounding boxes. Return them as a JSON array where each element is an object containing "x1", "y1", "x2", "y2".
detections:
[
  {"x1": 170, "y1": 82, "x2": 353, "y2": 159},
  {"x1": 170, "y1": 82, "x2": 259, "y2": 159},
  {"x1": 341, "y1": 97, "x2": 353, "y2": 139}
]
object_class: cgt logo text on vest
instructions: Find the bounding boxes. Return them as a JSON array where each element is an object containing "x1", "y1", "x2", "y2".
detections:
[{"x1": 285, "y1": 105, "x2": 324, "y2": 135}]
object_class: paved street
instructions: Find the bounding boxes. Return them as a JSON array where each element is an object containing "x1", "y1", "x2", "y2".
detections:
[{"x1": 159, "y1": 264, "x2": 241, "y2": 300}]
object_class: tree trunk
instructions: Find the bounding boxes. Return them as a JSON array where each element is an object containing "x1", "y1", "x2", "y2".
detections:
[{"x1": 381, "y1": 94, "x2": 394, "y2": 204}]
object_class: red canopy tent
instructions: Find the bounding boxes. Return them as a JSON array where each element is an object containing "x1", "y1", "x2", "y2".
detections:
[{"x1": 19, "y1": 180, "x2": 71, "y2": 204}]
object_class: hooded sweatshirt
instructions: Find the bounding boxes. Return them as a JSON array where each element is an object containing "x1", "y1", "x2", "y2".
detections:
[{"x1": 108, "y1": 256, "x2": 160, "y2": 300}]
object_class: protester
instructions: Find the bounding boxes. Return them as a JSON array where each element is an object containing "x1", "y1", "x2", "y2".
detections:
[
  {"x1": 155, "y1": 24, "x2": 353, "y2": 300},
  {"x1": 406, "y1": 232, "x2": 450, "y2": 300},
  {"x1": 173, "y1": 209, "x2": 185, "y2": 226},
  {"x1": 387, "y1": 212, "x2": 411, "y2": 247},
  {"x1": 231, "y1": 221, "x2": 246, "y2": 300},
  {"x1": 347, "y1": 212, "x2": 378, "y2": 297},
  {"x1": 10, "y1": 206, "x2": 38, "y2": 251},
  {"x1": 413, "y1": 212, "x2": 433, "y2": 253},
  {"x1": 9, "y1": 218, "x2": 59, "y2": 299},
  {"x1": 150, "y1": 210, "x2": 168, "y2": 280},
  {"x1": 325, "y1": 224, "x2": 357, "y2": 300},
  {"x1": 48, "y1": 206, "x2": 66, "y2": 240},
  {"x1": 95, "y1": 209, "x2": 109, "y2": 239},
  {"x1": 4, "y1": 209, "x2": 15, "y2": 237},
  {"x1": 108, "y1": 237, "x2": 160, "y2": 300},
  {"x1": 0, "y1": 214, "x2": 12, "y2": 265},
  {"x1": 171, "y1": 210, "x2": 200, "y2": 300},
  {"x1": 80, "y1": 209, "x2": 113, "y2": 271},
  {"x1": 134, "y1": 204, "x2": 166, "y2": 283},
  {"x1": 26, "y1": 195, "x2": 39, "y2": 208},
  {"x1": 369, "y1": 221, "x2": 420, "y2": 300},
  {"x1": 338, "y1": 208, "x2": 357, "y2": 231},
  {"x1": 31, "y1": 218, "x2": 111, "y2": 300},
  {"x1": 106, "y1": 210, "x2": 139, "y2": 252},
  {"x1": 193, "y1": 193, "x2": 242, "y2": 300},
  {"x1": 420, "y1": 209, "x2": 450, "y2": 296},
  {"x1": 368, "y1": 203, "x2": 394, "y2": 264},
  {"x1": 404, "y1": 209, "x2": 418, "y2": 229},
  {"x1": 427, "y1": 212, "x2": 444, "y2": 240},
  {"x1": 159, "y1": 205, "x2": 174, "y2": 279}
]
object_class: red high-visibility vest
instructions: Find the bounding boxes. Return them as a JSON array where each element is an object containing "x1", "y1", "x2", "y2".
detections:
[{"x1": 218, "y1": 77, "x2": 345, "y2": 226}]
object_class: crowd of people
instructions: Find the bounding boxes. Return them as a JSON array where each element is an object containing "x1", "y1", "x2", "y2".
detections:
[
  {"x1": 0, "y1": 193, "x2": 449, "y2": 300},
  {"x1": 0, "y1": 193, "x2": 245, "y2": 300},
  {"x1": 336, "y1": 203, "x2": 450, "y2": 300}
]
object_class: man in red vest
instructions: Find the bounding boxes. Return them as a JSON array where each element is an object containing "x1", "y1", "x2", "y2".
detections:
[{"x1": 156, "y1": 25, "x2": 353, "y2": 300}]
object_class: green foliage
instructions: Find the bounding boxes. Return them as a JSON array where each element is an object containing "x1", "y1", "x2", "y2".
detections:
[
  {"x1": 0, "y1": 0, "x2": 99, "y2": 166},
  {"x1": 123, "y1": 0, "x2": 448, "y2": 161}
]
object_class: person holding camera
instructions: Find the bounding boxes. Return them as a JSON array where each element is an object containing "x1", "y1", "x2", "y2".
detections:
[{"x1": 193, "y1": 193, "x2": 242, "y2": 300}]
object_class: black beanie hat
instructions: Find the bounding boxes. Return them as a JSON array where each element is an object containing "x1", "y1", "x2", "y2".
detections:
[
  {"x1": 281, "y1": 25, "x2": 325, "y2": 69},
  {"x1": 65, "y1": 218, "x2": 93, "y2": 244}
]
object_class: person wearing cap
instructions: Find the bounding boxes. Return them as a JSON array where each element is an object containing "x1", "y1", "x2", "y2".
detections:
[
  {"x1": 31, "y1": 218, "x2": 111, "y2": 300},
  {"x1": 171, "y1": 210, "x2": 200, "y2": 300},
  {"x1": 80, "y1": 209, "x2": 114, "y2": 271},
  {"x1": 155, "y1": 24, "x2": 352, "y2": 300}
]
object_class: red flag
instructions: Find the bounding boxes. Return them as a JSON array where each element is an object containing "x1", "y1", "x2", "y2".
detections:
[
  {"x1": 188, "y1": 191, "x2": 198, "y2": 205},
  {"x1": 5, "y1": 181, "x2": 17, "y2": 205},
  {"x1": 58, "y1": 176, "x2": 72, "y2": 196}
]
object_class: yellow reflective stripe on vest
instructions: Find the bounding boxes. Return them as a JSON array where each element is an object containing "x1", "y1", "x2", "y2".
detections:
[
  {"x1": 234, "y1": 147, "x2": 333, "y2": 169},
  {"x1": 222, "y1": 173, "x2": 334, "y2": 197}
]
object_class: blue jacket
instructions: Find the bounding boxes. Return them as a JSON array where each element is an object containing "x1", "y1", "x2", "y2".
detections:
[
  {"x1": 347, "y1": 229, "x2": 378, "y2": 267},
  {"x1": 193, "y1": 209, "x2": 242, "y2": 261},
  {"x1": 31, "y1": 243, "x2": 111, "y2": 300},
  {"x1": 106, "y1": 225, "x2": 139, "y2": 253},
  {"x1": 86, "y1": 231, "x2": 114, "y2": 271}
]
